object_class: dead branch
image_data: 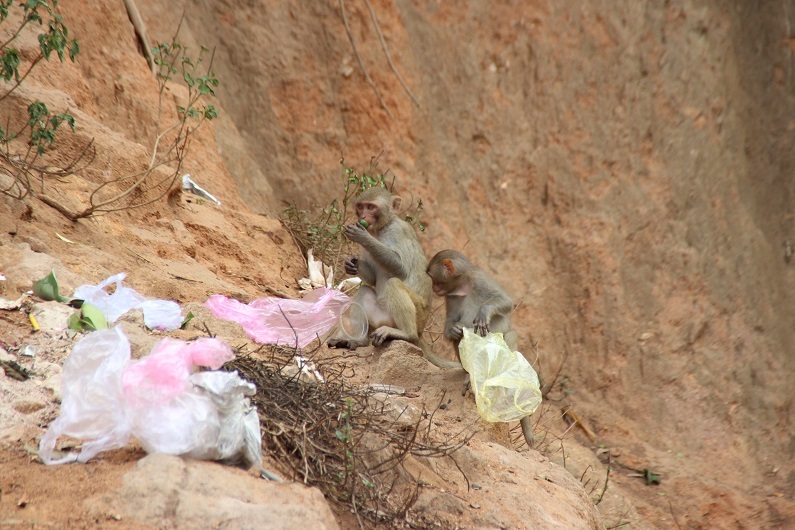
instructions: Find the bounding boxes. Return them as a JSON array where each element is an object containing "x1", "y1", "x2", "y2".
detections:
[
  {"x1": 562, "y1": 406, "x2": 597, "y2": 443},
  {"x1": 339, "y1": 0, "x2": 394, "y2": 120},
  {"x1": 362, "y1": 0, "x2": 421, "y2": 109},
  {"x1": 122, "y1": 0, "x2": 157, "y2": 76},
  {"x1": 541, "y1": 349, "x2": 569, "y2": 398}
]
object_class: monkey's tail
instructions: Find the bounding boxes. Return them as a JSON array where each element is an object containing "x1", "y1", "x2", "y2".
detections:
[
  {"x1": 520, "y1": 416, "x2": 534, "y2": 448},
  {"x1": 416, "y1": 338, "x2": 465, "y2": 370}
]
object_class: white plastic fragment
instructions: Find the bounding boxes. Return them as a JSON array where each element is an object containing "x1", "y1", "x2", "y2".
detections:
[
  {"x1": 73, "y1": 273, "x2": 183, "y2": 331},
  {"x1": 0, "y1": 294, "x2": 27, "y2": 310},
  {"x1": 293, "y1": 353, "x2": 324, "y2": 383},
  {"x1": 298, "y1": 249, "x2": 333, "y2": 291},
  {"x1": 181, "y1": 174, "x2": 221, "y2": 206}
]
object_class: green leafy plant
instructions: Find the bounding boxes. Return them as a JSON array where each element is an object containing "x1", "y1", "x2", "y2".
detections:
[
  {"x1": 37, "y1": 20, "x2": 220, "y2": 219},
  {"x1": 0, "y1": 8, "x2": 219, "y2": 220},
  {"x1": 0, "y1": 0, "x2": 84, "y2": 202},
  {"x1": 281, "y1": 156, "x2": 425, "y2": 280}
]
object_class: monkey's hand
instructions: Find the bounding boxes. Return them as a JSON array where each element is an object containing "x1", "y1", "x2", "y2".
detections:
[
  {"x1": 448, "y1": 323, "x2": 465, "y2": 341},
  {"x1": 343, "y1": 222, "x2": 371, "y2": 244},
  {"x1": 473, "y1": 309, "x2": 490, "y2": 337},
  {"x1": 344, "y1": 256, "x2": 359, "y2": 275}
]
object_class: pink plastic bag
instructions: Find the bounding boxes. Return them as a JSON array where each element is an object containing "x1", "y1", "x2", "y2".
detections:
[
  {"x1": 122, "y1": 337, "x2": 234, "y2": 407},
  {"x1": 204, "y1": 287, "x2": 351, "y2": 349}
]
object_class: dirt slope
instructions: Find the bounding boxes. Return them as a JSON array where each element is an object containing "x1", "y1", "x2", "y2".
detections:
[
  {"x1": 137, "y1": 1, "x2": 794, "y2": 527},
  {"x1": 1, "y1": 0, "x2": 795, "y2": 528}
]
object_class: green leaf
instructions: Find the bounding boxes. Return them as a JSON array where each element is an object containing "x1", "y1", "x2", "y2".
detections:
[
  {"x1": 33, "y1": 270, "x2": 61, "y2": 301},
  {"x1": 27, "y1": 101, "x2": 48, "y2": 124},
  {"x1": 0, "y1": 1, "x2": 10, "y2": 22},
  {"x1": 644, "y1": 469, "x2": 662, "y2": 485},
  {"x1": 0, "y1": 48, "x2": 21, "y2": 81},
  {"x1": 180, "y1": 312, "x2": 195, "y2": 330},
  {"x1": 79, "y1": 302, "x2": 107, "y2": 330},
  {"x1": 67, "y1": 312, "x2": 82, "y2": 331},
  {"x1": 203, "y1": 105, "x2": 218, "y2": 120},
  {"x1": 68, "y1": 38, "x2": 79, "y2": 61}
]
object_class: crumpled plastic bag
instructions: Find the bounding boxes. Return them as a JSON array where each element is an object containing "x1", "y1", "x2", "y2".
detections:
[
  {"x1": 297, "y1": 248, "x2": 334, "y2": 291},
  {"x1": 72, "y1": 273, "x2": 183, "y2": 331},
  {"x1": 205, "y1": 287, "x2": 351, "y2": 349},
  {"x1": 459, "y1": 328, "x2": 542, "y2": 423},
  {"x1": 38, "y1": 327, "x2": 262, "y2": 469}
]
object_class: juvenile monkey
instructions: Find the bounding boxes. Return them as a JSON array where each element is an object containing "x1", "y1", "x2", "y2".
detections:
[
  {"x1": 327, "y1": 188, "x2": 461, "y2": 369},
  {"x1": 426, "y1": 249, "x2": 535, "y2": 447}
]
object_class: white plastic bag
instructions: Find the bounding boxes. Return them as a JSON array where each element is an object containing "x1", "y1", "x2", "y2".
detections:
[
  {"x1": 73, "y1": 273, "x2": 145, "y2": 322},
  {"x1": 72, "y1": 273, "x2": 183, "y2": 330},
  {"x1": 39, "y1": 328, "x2": 262, "y2": 469},
  {"x1": 38, "y1": 327, "x2": 133, "y2": 465},
  {"x1": 459, "y1": 328, "x2": 542, "y2": 423}
]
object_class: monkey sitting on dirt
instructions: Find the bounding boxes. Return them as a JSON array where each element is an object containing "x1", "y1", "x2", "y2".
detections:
[
  {"x1": 327, "y1": 187, "x2": 460, "y2": 369},
  {"x1": 426, "y1": 249, "x2": 535, "y2": 447}
]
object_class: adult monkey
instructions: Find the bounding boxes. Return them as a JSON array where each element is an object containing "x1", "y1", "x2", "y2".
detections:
[
  {"x1": 426, "y1": 249, "x2": 535, "y2": 447},
  {"x1": 328, "y1": 187, "x2": 461, "y2": 369}
]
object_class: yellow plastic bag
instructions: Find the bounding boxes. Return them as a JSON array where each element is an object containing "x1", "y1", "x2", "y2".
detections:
[{"x1": 459, "y1": 328, "x2": 542, "y2": 423}]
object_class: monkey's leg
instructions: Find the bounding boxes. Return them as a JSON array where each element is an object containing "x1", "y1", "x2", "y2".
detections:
[
  {"x1": 370, "y1": 278, "x2": 418, "y2": 346},
  {"x1": 328, "y1": 285, "x2": 377, "y2": 349}
]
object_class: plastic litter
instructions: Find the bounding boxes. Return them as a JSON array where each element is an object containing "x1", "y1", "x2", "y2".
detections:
[
  {"x1": 182, "y1": 174, "x2": 221, "y2": 206},
  {"x1": 459, "y1": 328, "x2": 542, "y2": 423},
  {"x1": 297, "y1": 249, "x2": 334, "y2": 291},
  {"x1": 38, "y1": 327, "x2": 262, "y2": 469},
  {"x1": 0, "y1": 293, "x2": 26, "y2": 310},
  {"x1": 336, "y1": 301, "x2": 368, "y2": 342},
  {"x1": 205, "y1": 287, "x2": 351, "y2": 349},
  {"x1": 72, "y1": 273, "x2": 183, "y2": 330}
]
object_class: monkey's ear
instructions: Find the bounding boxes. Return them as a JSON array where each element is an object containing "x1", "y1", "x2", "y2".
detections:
[
  {"x1": 391, "y1": 196, "x2": 402, "y2": 211},
  {"x1": 442, "y1": 258, "x2": 455, "y2": 275}
]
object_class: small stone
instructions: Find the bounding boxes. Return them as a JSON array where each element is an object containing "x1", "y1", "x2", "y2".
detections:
[{"x1": 13, "y1": 400, "x2": 46, "y2": 414}]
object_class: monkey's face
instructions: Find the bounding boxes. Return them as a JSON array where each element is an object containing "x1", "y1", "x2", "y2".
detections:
[
  {"x1": 426, "y1": 264, "x2": 450, "y2": 296},
  {"x1": 356, "y1": 200, "x2": 381, "y2": 231}
]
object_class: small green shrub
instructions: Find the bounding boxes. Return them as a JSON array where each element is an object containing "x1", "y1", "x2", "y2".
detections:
[{"x1": 282, "y1": 157, "x2": 425, "y2": 280}]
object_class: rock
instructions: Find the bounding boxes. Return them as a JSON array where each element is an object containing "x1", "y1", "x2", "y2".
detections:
[
  {"x1": 413, "y1": 442, "x2": 604, "y2": 529},
  {"x1": 38, "y1": 363, "x2": 63, "y2": 403},
  {"x1": 13, "y1": 400, "x2": 46, "y2": 414},
  {"x1": 31, "y1": 301, "x2": 76, "y2": 332},
  {"x1": 85, "y1": 454, "x2": 340, "y2": 530},
  {"x1": 369, "y1": 393, "x2": 422, "y2": 428},
  {"x1": 0, "y1": 424, "x2": 26, "y2": 443}
]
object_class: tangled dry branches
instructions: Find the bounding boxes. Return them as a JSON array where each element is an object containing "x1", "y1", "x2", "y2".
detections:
[{"x1": 224, "y1": 345, "x2": 473, "y2": 528}]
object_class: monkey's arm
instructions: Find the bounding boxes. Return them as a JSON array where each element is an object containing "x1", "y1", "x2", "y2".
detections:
[
  {"x1": 344, "y1": 224, "x2": 408, "y2": 278},
  {"x1": 473, "y1": 292, "x2": 514, "y2": 336},
  {"x1": 443, "y1": 298, "x2": 467, "y2": 341},
  {"x1": 344, "y1": 254, "x2": 377, "y2": 286}
]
